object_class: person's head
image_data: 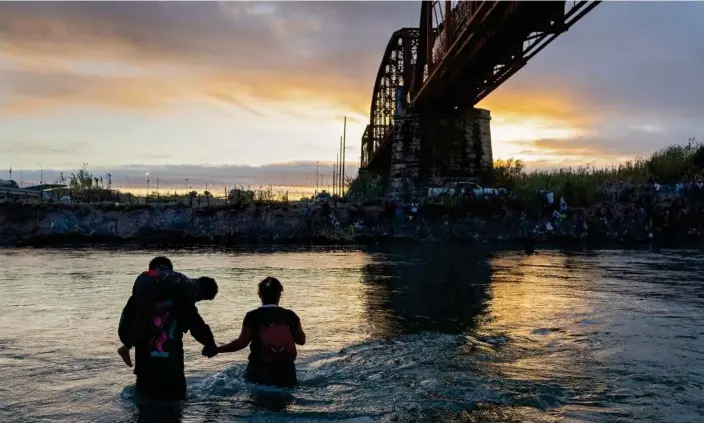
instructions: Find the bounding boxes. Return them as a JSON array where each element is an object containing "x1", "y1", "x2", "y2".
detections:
[
  {"x1": 258, "y1": 276, "x2": 283, "y2": 305},
  {"x1": 149, "y1": 256, "x2": 173, "y2": 271},
  {"x1": 195, "y1": 276, "x2": 218, "y2": 301}
]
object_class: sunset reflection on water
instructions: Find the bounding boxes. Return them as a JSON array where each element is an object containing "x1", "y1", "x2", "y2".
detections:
[{"x1": 1, "y1": 246, "x2": 703, "y2": 422}]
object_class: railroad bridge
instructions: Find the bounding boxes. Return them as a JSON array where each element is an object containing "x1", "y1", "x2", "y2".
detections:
[{"x1": 358, "y1": 0, "x2": 600, "y2": 200}]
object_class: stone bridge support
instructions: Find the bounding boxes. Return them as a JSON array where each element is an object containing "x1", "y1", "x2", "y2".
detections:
[
  {"x1": 386, "y1": 107, "x2": 493, "y2": 201},
  {"x1": 388, "y1": 115, "x2": 422, "y2": 201}
]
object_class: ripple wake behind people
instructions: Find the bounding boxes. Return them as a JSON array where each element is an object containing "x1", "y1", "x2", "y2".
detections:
[{"x1": 1, "y1": 246, "x2": 703, "y2": 422}]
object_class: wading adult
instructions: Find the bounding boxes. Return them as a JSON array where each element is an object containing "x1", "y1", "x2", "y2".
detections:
[
  {"x1": 118, "y1": 256, "x2": 219, "y2": 401},
  {"x1": 214, "y1": 277, "x2": 305, "y2": 387}
]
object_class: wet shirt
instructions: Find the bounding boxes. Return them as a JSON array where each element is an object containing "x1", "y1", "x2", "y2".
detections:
[
  {"x1": 242, "y1": 305, "x2": 300, "y2": 364},
  {"x1": 119, "y1": 269, "x2": 214, "y2": 378},
  {"x1": 133, "y1": 288, "x2": 215, "y2": 378},
  {"x1": 118, "y1": 269, "x2": 198, "y2": 348}
]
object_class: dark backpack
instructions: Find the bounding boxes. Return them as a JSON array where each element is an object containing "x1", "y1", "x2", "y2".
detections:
[{"x1": 258, "y1": 323, "x2": 297, "y2": 364}]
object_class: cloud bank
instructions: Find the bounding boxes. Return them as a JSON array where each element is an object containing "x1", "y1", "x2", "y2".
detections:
[
  {"x1": 0, "y1": 1, "x2": 702, "y2": 177},
  {"x1": 4, "y1": 162, "x2": 359, "y2": 193}
]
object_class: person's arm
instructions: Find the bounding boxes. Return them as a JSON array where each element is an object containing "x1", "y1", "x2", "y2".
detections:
[
  {"x1": 290, "y1": 312, "x2": 306, "y2": 345},
  {"x1": 187, "y1": 303, "x2": 216, "y2": 350},
  {"x1": 216, "y1": 323, "x2": 252, "y2": 354},
  {"x1": 293, "y1": 321, "x2": 306, "y2": 346}
]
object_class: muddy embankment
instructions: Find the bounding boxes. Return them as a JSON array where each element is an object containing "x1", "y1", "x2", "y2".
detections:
[{"x1": 0, "y1": 202, "x2": 698, "y2": 248}]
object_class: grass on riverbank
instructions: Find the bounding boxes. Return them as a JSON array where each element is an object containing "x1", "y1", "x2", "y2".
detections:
[
  {"x1": 38, "y1": 139, "x2": 704, "y2": 209},
  {"x1": 490, "y1": 138, "x2": 703, "y2": 206}
]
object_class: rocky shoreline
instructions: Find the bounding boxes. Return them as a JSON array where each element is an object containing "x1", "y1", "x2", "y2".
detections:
[{"x1": 0, "y1": 202, "x2": 701, "y2": 249}]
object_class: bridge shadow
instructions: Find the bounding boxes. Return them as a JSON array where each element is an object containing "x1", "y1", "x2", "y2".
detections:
[{"x1": 360, "y1": 243, "x2": 493, "y2": 338}]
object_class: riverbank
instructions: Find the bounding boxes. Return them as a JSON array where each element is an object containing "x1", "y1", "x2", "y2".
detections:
[{"x1": 1, "y1": 201, "x2": 702, "y2": 249}]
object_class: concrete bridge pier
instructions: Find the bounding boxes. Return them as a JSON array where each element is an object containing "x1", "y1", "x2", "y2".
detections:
[
  {"x1": 387, "y1": 107, "x2": 493, "y2": 201},
  {"x1": 387, "y1": 114, "x2": 422, "y2": 201}
]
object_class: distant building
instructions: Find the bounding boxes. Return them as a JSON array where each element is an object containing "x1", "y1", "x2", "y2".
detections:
[
  {"x1": 0, "y1": 179, "x2": 19, "y2": 189},
  {"x1": 0, "y1": 180, "x2": 67, "y2": 204}
]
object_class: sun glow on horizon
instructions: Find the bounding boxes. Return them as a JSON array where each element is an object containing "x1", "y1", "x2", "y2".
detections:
[{"x1": 1, "y1": 2, "x2": 700, "y2": 178}]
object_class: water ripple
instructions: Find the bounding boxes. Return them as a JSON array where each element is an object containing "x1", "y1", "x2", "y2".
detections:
[{"x1": 1, "y1": 246, "x2": 703, "y2": 422}]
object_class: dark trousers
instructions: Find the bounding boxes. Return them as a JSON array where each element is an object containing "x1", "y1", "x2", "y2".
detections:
[
  {"x1": 245, "y1": 362, "x2": 297, "y2": 388},
  {"x1": 136, "y1": 373, "x2": 187, "y2": 402}
]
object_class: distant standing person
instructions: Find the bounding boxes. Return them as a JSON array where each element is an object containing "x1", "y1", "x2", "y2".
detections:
[{"x1": 214, "y1": 277, "x2": 305, "y2": 387}]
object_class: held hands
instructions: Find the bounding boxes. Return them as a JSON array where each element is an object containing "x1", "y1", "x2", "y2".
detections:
[{"x1": 202, "y1": 344, "x2": 218, "y2": 358}]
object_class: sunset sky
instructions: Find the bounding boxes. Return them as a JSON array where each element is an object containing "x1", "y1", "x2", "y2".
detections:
[{"x1": 0, "y1": 1, "x2": 702, "y2": 190}]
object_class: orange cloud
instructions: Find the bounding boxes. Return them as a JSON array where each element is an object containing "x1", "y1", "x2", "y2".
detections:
[
  {"x1": 478, "y1": 86, "x2": 598, "y2": 128},
  {"x1": 0, "y1": 2, "x2": 399, "y2": 118},
  {"x1": 1, "y1": 67, "x2": 371, "y2": 118},
  {"x1": 520, "y1": 158, "x2": 601, "y2": 170},
  {"x1": 2, "y1": 0, "x2": 627, "y2": 146},
  {"x1": 0, "y1": 2, "x2": 606, "y2": 130},
  {"x1": 515, "y1": 136, "x2": 645, "y2": 162}
]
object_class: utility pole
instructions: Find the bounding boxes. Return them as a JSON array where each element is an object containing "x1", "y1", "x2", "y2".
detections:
[
  {"x1": 37, "y1": 163, "x2": 43, "y2": 185},
  {"x1": 315, "y1": 161, "x2": 319, "y2": 197},
  {"x1": 342, "y1": 116, "x2": 347, "y2": 196},
  {"x1": 333, "y1": 154, "x2": 338, "y2": 196},
  {"x1": 338, "y1": 135, "x2": 343, "y2": 193}
]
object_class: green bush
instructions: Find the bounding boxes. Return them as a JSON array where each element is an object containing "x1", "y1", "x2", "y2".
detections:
[
  {"x1": 495, "y1": 138, "x2": 701, "y2": 206},
  {"x1": 346, "y1": 172, "x2": 384, "y2": 201}
]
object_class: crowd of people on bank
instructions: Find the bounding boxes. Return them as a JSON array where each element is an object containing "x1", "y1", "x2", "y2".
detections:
[
  {"x1": 531, "y1": 179, "x2": 704, "y2": 242},
  {"x1": 117, "y1": 256, "x2": 305, "y2": 402},
  {"x1": 355, "y1": 177, "x2": 704, "y2": 243}
]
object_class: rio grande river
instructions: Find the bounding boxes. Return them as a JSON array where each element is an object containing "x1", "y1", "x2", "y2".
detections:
[{"x1": 1, "y1": 246, "x2": 702, "y2": 422}]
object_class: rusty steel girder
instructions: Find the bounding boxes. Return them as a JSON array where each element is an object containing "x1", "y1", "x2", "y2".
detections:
[
  {"x1": 361, "y1": 28, "x2": 418, "y2": 169},
  {"x1": 411, "y1": 0, "x2": 601, "y2": 109},
  {"x1": 360, "y1": 1, "x2": 600, "y2": 169}
]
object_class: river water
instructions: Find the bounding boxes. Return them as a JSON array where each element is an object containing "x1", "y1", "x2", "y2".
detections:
[{"x1": 0, "y1": 246, "x2": 702, "y2": 422}]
